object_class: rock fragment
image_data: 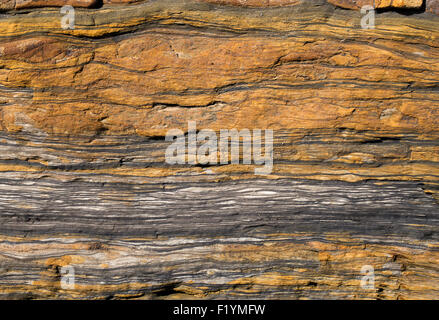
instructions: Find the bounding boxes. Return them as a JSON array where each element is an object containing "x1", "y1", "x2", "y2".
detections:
[
  {"x1": 328, "y1": 0, "x2": 423, "y2": 9},
  {"x1": 427, "y1": 0, "x2": 439, "y2": 14},
  {"x1": 0, "y1": 0, "x2": 100, "y2": 10}
]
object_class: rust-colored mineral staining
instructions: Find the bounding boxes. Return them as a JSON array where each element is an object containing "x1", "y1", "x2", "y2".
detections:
[
  {"x1": 0, "y1": 0, "x2": 439, "y2": 300},
  {"x1": 328, "y1": 0, "x2": 423, "y2": 9},
  {"x1": 199, "y1": 0, "x2": 301, "y2": 7}
]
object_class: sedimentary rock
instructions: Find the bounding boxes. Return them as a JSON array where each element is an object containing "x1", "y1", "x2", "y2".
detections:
[
  {"x1": 0, "y1": 0, "x2": 439, "y2": 299},
  {"x1": 0, "y1": 0, "x2": 99, "y2": 10},
  {"x1": 427, "y1": 0, "x2": 439, "y2": 14},
  {"x1": 328, "y1": 0, "x2": 423, "y2": 9},
  {"x1": 200, "y1": 0, "x2": 301, "y2": 6}
]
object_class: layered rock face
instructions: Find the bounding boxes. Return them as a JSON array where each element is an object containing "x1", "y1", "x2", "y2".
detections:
[
  {"x1": 0, "y1": 0, "x2": 439, "y2": 299},
  {"x1": 328, "y1": 0, "x2": 423, "y2": 9},
  {"x1": 330, "y1": 0, "x2": 439, "y2": 13}
]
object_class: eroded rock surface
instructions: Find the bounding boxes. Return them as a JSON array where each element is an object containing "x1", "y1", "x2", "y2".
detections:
[
  {"x1": 0, "y1": 0, "x2": 439, "y2": 299},
  {"x1": 428, "y1": 0, "x2": 439, "y2": 13},
  {"x1": 328, "y1": 0, "x2": 423, "y2": 9}
]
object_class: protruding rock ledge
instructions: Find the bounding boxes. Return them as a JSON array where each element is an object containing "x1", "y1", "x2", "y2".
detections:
[
  {"x1": 0, "y1": 0, "x2": 97, "y2": 10},
  {"x1": 328, "y1": 0, "x2": 423, "y2": 9},
  {"x1": 329, "y1": 0, "x2": 439, "y2": 15},
  {"x1": 0, "y1": 0, "x2": 145, "y2": 11},
  {"x1": 0, "y1": 0, "x2": 437, "y2": 14}
]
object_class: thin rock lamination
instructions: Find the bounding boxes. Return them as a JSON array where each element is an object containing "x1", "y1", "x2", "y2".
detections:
[
  {"x1": 328, "y1": 0, "x2": 423, "y2": 9},
  {"x1": 0, "y1": 0, "x2": 438, "y2": 300}
]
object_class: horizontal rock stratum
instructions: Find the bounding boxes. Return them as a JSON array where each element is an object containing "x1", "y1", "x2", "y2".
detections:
[
  {"x1": 330, "y1": 0, "x2": 439, "y2": 14},
  {"x1": 1, "y1": 0, "x2": 438, "y2": 13},
  {"x1": 0, "y1": 0, "x2": 98, "y2": 10},
  {"x1": 0, "y1": 0, "x2": 145, "y2": 10},
  {"x1": 0, "y1": 0, "x2": 439, "y2": 300},
  {"x1": 328, "y1": 0, "x2": 423, "y2": 9}
]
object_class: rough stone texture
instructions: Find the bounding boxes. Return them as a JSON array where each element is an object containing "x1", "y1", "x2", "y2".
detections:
[
  {"x1": 0, "y1": 0, "x2": 439, "y2": 299},
  {"x1": 427, "y1": 0, "x2": 439, "y2": 14},
  {"x1": 200, "y1": 0, "x2": 301, "y2": 6},
  {"x1": 328, "y1": 0, "x2": 423, "y2": 9},
  {"x1": 0, "y1": 0, "x2": 147, "y2": 11},
  {"x1": 0, "y1": 0, "x2": 99, "y2": 10}
]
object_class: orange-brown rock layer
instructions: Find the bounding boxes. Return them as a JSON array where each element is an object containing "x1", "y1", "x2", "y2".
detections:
[
  {"x1": 0, "y1": 0, "x2": 439, "y2": 300},
  {"x1": 0, "y1": 0, "x2": 99, "y2": 10},
  {"x1": 328, "y1": 0, "x2": 423, "y2": 9},
  {"x1": 199, "y1": 0, "x2": 301, "y2": 7}
]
